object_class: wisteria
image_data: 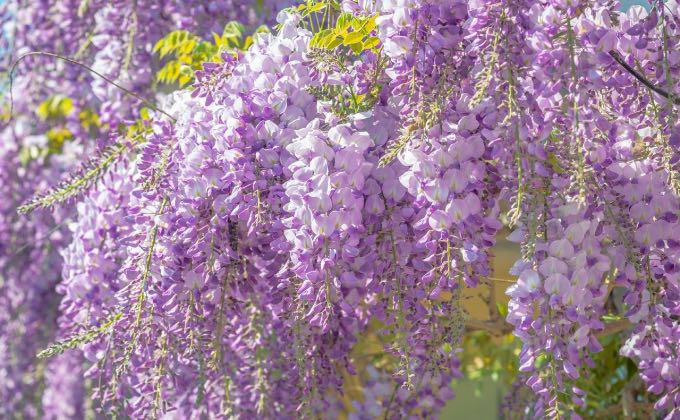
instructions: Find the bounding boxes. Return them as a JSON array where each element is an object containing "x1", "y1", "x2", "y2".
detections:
[
  {"x1": 0, "y1": 0, "x2": 290, "y2": 417},
  {"x1": 1, "y1": 0, "x2": 679, "y2": 418}
]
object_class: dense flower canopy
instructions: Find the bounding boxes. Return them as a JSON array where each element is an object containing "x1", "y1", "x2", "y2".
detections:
[{"x1": 0, "y1": 0, "x2": 679, "y2": 419}]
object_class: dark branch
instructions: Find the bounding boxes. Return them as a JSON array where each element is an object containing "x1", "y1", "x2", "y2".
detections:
[
  {"x1": 609, "y1": 49, "x2": 680, "y2": 106},
  {"x1": 7, "y1": 51, "x2": 177, "y2": 122}
]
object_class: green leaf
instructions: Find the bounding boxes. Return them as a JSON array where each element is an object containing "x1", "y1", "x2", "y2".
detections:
[
  {"x1": 180, "y1": 39, "x2": 197, "y2": 55},
  {"x1": 57, "y1": 96, "x2": 74, "y2": 116},
  {"x1": 534, "y1": 352, "x2": 548, "y2": 369},
  {"x1": 152, "y1": 38, "x2": 165, "y2": 53},
  {"x1": 336, "y1": 13, "x2": 353, "y2": 31},
  {"x1": 179, "y1": 74, "x2": 192, "y2": 88},
  {"x1": 254, "y1": 25, "x2": 270, "y2": 35},
  {"x1": 496, "y1": 302, "x2": 508, "y2": 318},
  {"x1": 37, "y1": 101, "x2": 50, "y2": 119},
  {"x1": 311, "y1": 29, "x2": 332, "y2": 48},
  {"x1": 326, "y1": 37, "x2": 343, "y2": 50},
  {"x1": 546, "y1": 152, "x2": 565, "y2": 174},
  {"x1": 46, "y1": 128, "x2": 73, "y2": 153},
  {"x1": 361, "y1": 16, "x2": 377, "y2": 35},
  {"x1": 78, "y1": 108, "x2": 100, "y2": 132},
  {"x1": 308, "y1": 2, "x2": 325, "y2": 13},
  {"x1": 223, "y1": 21, "x2": 245, "y2": 39},
  {"x1": 343, "y1": 31, "x2": 364, "y2": 46},
  {"x1": 36, "y1": 96, "x2": 74, "y2": 120},
  {"x1": 349, "y1": 42, "x2": 363, "y2": 54},
  {"x1": 363, "y1": 36, "x2": 380, "y2": 50}
]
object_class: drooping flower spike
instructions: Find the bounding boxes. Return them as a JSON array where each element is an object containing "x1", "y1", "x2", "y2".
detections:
[{"x1": 1, "y1": 0, "x2": 679, "y2": 418}]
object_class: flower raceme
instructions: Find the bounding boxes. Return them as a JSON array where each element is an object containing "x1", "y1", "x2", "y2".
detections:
[{"x1": 0, "y1": 0, "x2": 292, "y2": 418}]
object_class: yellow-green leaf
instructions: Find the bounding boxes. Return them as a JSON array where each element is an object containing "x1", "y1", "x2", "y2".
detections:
[
  {"x1": 78, "y1": 108, "x2": 100, "y2": 131},
  {"x1": 361, "y1": 16, "x2": 377, "y2": 35},
  {"x1": 363, "y1": 36, "x2": 380, "y2": 50},
  {"x1": 326, "y1": 37, "x2": 343, "y2": 50},
  {"x1": 343, "y1": 31, "x2": 364, "y2": 46},
  {"x1": 36, "y1": 96, "x2": 74, "y2": 120},
  {"x1": 223, "y1": 21, "x2": 244, "y2": 39},
  {"x1": 546, "y1": 152, "x2": 565, "y2": 174},
  {"x1": 254, "y1": 25, "x2": 269, "y2": 35},
  {"x1": 308, "y1": 2, "x2": 325, "y2": 12},
  {"x1": 179, "y1": 74, "x2": 192, "y2": 87},
  {"x1": 311, "y1": 29, "x2": 332, "y2": 48},
  {"x1": 349, "y1": 42, "x2": 363, "y2": 54},
  {"x1": 337, "y1": 13, "x2": 353, "y2": 31},
  {"x1": 153, "y1": 38, "x2": 165, "y2": 53},
  {"x1": 180, "y1": 39, "x2": 197, "y2": 55}
]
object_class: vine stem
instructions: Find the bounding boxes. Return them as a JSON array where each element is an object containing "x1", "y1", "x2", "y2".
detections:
[
  {"x1": 115, "y1": 196, "x2": 168, "y2": 382},
  {"x1": 382, "y1": 383, "x2": 399, "y2": 420},
  {"x1": 135, "y1": 197, "x2": 169, "y2": 328},
  {"x1": 389, "y1": 230, "x2": 412, "y2": 390},
  {"x1": 659, "y1": 0, "x2": 677, "y2": 122},
  {"x1": 566, "y1": 16, "x2": 585, "y2": 202},
  {"x1": 7, "y1": 51, "x2": 177, "y2": 122},
  {"x1": 608, "y1": 49, "x2": 680, "y2": 106}
]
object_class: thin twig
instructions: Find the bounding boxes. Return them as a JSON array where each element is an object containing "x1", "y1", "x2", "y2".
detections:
[
  {"x1": 7, "y1": 51, "x2": 176, "y2": 122},
  {"x1": 465, "y1": 319, "x2": 513, "y2": 335},
  {"x1": 464, "y1": 318, "x2": 630, "y2": 337},
  {"x1": 609, "y1": 49, "x2": 680, "y2": 106},
  {"x1": 486, "y1": 276, "x2": 516, "y2": 284},
  {"x1": 382, "y1": 383, "x2": 399, "y2": 420},
  {"x1": 596, "y1": 319, "x2": 631, "y2": 337},
  {"x1": 10, "y1": 220, "x2": 68, "y2": 257}
]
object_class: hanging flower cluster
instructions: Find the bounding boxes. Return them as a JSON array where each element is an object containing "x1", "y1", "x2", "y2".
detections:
[
  {"x1": 0, "y1": 0, "x2": 291, "y2": 417},
  {"x1": 1, "y1": 0, "x2": 680, "y2": 418}
]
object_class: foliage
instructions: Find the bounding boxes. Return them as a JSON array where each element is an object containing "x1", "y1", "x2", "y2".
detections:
[
  {"x1": 154, "y1": 22, "x2": 269, "y2": 87},
  {"x1": 18, "y1": 96, "x2": 101, "y2": 166},
  {"x1": 309, "y1": 11, "x2": 379, "y2": 53}
]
